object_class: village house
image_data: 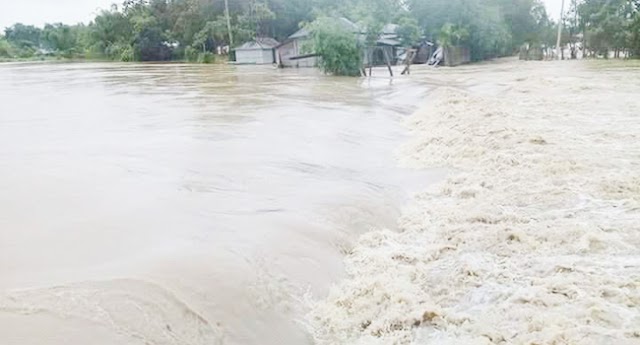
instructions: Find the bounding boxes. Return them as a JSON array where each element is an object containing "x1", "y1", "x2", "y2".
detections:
[
  {"x1": 275, "y1": 28, "x2": 316, "y2": 68},
  {"x1": 276, "y1": 19, "x2": 413, "y2": 69},
  {"x1": 363, "y1": 23, "x2": 403, "y2": 67},
  {"x1": 234, "y1": 37, "x2": 280, "y2": 65},
  {"x1": 275, "y1": 18, "x2": 361, "y2": 68}
]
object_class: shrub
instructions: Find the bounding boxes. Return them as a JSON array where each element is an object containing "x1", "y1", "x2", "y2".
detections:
[
  {"x1": 17, "y1": 46, "x2": 36, "y2": 58},
  {"x1": 120, "y1": 46, "x2": 134, "y2": 62},
  {"x1": 0, "y1": 38, "x2": 14, "y2": 57},
  {"x1": 185, "y1": 46, "x2": 199, "y2": 62},
  {"x1": 198, "y1": 52, "x2": 215, "y2": 63}
]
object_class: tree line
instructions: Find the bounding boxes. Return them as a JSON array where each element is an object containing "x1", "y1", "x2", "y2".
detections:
[
  {"x1": 1, "y1": 0, "x2": 638, "y2": 63},
  {"x1": 563, "y1": 0, "x2": 640, "y2": 58}
]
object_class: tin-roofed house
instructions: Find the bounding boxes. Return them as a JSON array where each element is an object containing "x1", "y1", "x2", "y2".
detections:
[
  {"x1": 275, "y1": 28, "x2": 316, "y2": 68},
  {"x1": 234, "y1": 37, "x2": 280, "y2": 64},
  {"x1": 363, "y1": 23, "x2": 403, "y2": 67},
  {"x1": 276, "y1": 18, "x2": 361, "y2": 68}
]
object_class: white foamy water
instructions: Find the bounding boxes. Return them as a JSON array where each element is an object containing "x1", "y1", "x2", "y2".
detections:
[
  {"x1": 0, "y1": 62, "x2": 443, "y2": 345},
  {"x1": 307, "y1": 59, "x2": 640, "y2": 344}
]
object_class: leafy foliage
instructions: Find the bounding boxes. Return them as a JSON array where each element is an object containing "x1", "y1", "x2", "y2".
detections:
[
  {"x1": 0, "y1": 37, "x2": 14, "y2": 58},
  {"x1": 4, "y1": 23, "x2": 41, "y2": 48},
  {"x1": 396, "y1": 16, "x2": 422, "y2": 47},
  {"x1": 2, "y1": 0, "x2": 637, "y2": 62},
  {"x1": 307, "y1": 17, "x2": 362, "y2": 76},
  {"x1": 574, "y1": 0, "x2": 640, "y2": 57}
]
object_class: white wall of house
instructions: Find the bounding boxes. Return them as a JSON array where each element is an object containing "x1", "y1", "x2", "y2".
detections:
[
  {"x1": 295, "y1": 56, "x2": 317, "y2": 68},
  {"x1": 276, "y1": 41, "x2": 297, "y2": 67},
  {"x1": 276, "y1": 38, "x2": 317, "y2": 68},
  {"x1": 235, "y1": 49, "x2": 274, "y2": 64}
]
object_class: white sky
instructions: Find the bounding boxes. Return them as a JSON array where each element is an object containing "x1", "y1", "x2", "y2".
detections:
[
  {"x1": 0, "y1": 0, "x2": 115, "y2": 30},
  {"x1": 0, "y1": 0, "x2": 567, "y2": 31},
  {"x1": 544, "y1": 0, "x2": 566, "y2": 20}
]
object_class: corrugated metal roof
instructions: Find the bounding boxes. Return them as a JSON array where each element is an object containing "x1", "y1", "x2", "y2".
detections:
[
  {"x1": 289, "y1": 28, "x2": 310, "y2": 39},
  {"x1": 286, "y1": 17, "x2": 360, "y2": 41},
  {"x1": 235, "y1": 37, "x2": 280, "y2": 50},
  {"x1": 377, "y1": 37, "x2": 401, "y2": 46},
  {"x1": 382, "y1": 24, "x2": 399, "y2": 35},
  {"x1": 278, "y1": 18, "x2": 404, "y2": 49},
  {"x1": 338, "y1": 17, "x2": 360, "y2": 32}
]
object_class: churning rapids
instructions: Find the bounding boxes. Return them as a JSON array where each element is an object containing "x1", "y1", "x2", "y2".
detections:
[
  {"x1": 0, "y1": 62, "x2": 442, "y2": 345},
  {"x1": 308, "y1": 60, "x2": 640, "y2": 344}
]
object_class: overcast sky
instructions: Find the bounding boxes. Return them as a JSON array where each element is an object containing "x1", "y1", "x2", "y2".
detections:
[{"x1": 0, "y1": 0, "x2": 567, "y2": 31}]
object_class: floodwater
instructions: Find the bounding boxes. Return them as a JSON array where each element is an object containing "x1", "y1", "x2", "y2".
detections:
[
  {"x1": 308, "y1": 60, "x2": 640, "y2": 344},
  {"x1": 0, "y1": 62, "x2": 441, "y2": 344}
]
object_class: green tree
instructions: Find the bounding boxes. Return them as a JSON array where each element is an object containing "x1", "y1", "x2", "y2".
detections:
[
  {"x1": 578, "y1": 0, "x2": 638, "y2": 57},
  {"x1": 131, "y1": 13, "x2": 172, "y2": 61},
  {"x1": 396, "y1": 16, "x2": 423, "y2": 47},
  {"x1": 87, "y1": 6, "x2": 134, "y2": 60},
  {"x1": 42, "y1": 24, "x2": 79, "y2": 56},
  {"x1": 5, "y1": 0, "x2": 603, "y2": 63},
  {"x1": 268, "y1": 0, "x2": 314, "y2": 40},
  {"x1": 169, "y1": 0, "x2": 205, "y2": 50},
  {"x1": 237, "y1": 0, "x2": 276, "y2": 40},
  {"x1": 438, "y1": 23, "x2": 469, "y2": 47},
  {"x1": 0, "y1": 37, "x2": 15, "y2": 58},
  {"x1": 631, "y1": 10, "x2": 640, "y2": 56},
  {"x1": 350, "y1": 0, "x2": 401, "y2": 46},
  {"x1": 193, "y1": 20, "x2": 227, "y2": 52},
  {"x1": 4, "y1": 23, "x2": 41, "y2": 48},
  {"x1": 406, "y1": 0, "x2": 551, "y2": 60},
  {"x1": 189, "y1": 19, "x2": 228, "y2": 62},
  {"x1": 307, "y1": 16, "x2": 363, "y2": 76}
]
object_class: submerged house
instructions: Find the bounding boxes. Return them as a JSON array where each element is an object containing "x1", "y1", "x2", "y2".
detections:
[
  {"x1": 398, "y1": 40, "x2": 435, "y2": 65},
  {"x1": 364, "y1": 24, "x2": 403, "y2": 66},
  {"x1": 276, "y1": 18, "x2": 361, "y2": 68},
  {"x1": 275, "y1": 28, "x2": 316, "y2": 68},
  {"x1": 275, "y1": 19, "x2": 410, "y2": 69},
  {"x1": 234, "y1": 37, "x2": 280, "y2": 64}
]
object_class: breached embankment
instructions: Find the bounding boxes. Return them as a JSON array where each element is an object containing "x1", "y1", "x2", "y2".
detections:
[{"x1": 306, "y1": 61, "x2": 640, "y2": 344}]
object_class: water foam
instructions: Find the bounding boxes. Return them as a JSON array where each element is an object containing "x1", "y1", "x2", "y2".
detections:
[{"x1": 306, "y1": 61, "x2": 640, "y2": 344}]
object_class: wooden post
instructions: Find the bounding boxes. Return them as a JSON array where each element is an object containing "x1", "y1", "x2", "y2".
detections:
[
  {"x1": 383, "y1": 47, "x2": 393, "y2": 77},
  {"x1": 369, "y1": 51, "x2": 373, "y2": 77},
  {"x1": 361, "y1": 50, "x2": 367, "y2": 77},
  {"x1": 556, "y1": 0, "x2": 565, "y2": 60},
  {"x1": 224, "y1": 0, "x2": 234, "y2": 49}
]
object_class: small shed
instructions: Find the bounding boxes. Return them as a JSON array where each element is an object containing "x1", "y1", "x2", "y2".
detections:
[
  {"x1": 519, "y1": 43, "x2": 544, "y2": 61},
  {"x1": 234, "y1": 37, "x2": 279, "y2": 64},
  {"x1": 363, "y1": 24, "x2": 403, "y2": 67},
  {"x1": 411, "y1": 41, "x2": 435, "y2": 64},
  {"x1": 442, "y1": 45, "x2": 471, "y2": 66},
  {"x1": 364, "y1": 38, "x2": 402, "y2": 66}
]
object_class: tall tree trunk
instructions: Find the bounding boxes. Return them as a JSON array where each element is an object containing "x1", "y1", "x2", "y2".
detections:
[
  {"x1": 556, "y1": 0, "x2": 565, "y2": 60},
  {"x1": 224, "y1": 0, "x2": 233, "y2": 48}
]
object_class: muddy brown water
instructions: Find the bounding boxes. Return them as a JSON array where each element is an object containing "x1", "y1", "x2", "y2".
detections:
[{"x1": 0, "y1": 62, "x2": 442, "y2": 345}]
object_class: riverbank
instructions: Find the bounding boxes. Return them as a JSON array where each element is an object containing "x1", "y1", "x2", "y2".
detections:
[
  {"x1": 0, "y1": 56, "x2": 73, "y2": 63},
  {"x1": 307, "y1": 59, "x2": 640, "y2": 344},
  {"x1": 0, "y1": 55, "x2": 228, "y2": 64}
]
